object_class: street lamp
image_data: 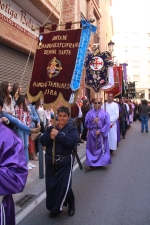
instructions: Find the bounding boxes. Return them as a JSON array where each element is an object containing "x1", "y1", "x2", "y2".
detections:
[{"x1": 108, "y1": 40, "x2": 115, "y2": 53}]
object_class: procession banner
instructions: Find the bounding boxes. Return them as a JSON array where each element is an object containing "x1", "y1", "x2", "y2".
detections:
[
  {"x1": 28, "y1": 20, "x2": 96, "y2": 107},
  {"x1": 84, "y1": 49, "x2": 114, "y2": 93},
  {"x1": 28, "y1": 28, "x2": 81, "y2": 107},
  {"x1": 105, "y1": 65, "x2": 123, "y2": 97},
  {"x1": 101, "y1": 65, "x2": 115, "y2": 91},
  {"x1": 125, "y1": 82, "x2": 136, "y2": 98}
]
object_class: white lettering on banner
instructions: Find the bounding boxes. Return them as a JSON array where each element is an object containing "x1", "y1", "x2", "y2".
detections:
[{"x1": 0, "y1": 0, "x2": 41, "y2": 38}]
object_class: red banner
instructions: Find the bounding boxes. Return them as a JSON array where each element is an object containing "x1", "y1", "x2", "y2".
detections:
[
  {"x1": 28, "y1": 28, "x2": 82, "y2": 107},
  {"x1": 105, "y1": 65, "x2": 122, "y2": 97}
]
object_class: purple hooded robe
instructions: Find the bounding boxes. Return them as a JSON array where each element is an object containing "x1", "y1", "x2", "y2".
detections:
[
  {"x1": 85, "y1": 108, "x2": 111, "y2": 167},
  {"x1": 0, "y1": 122, "x2": 28, "y2": 225}
]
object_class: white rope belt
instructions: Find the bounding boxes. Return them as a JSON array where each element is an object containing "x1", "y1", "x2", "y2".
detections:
[
  {"x1": 0, "y1": 196, "x2": 6, "y2": 225},
  {"x1": 100, "y1": 134, "x2": 105, "y2": 155}
]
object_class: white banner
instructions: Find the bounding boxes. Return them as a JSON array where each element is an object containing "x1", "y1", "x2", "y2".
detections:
[{"x1": 101, "y1": 66, "x2": 114, "y2": 91}]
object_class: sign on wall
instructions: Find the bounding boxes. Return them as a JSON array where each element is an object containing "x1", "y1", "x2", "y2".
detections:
[{"x1": 0, "y1": 0, "x2": 41, "y2": 39}]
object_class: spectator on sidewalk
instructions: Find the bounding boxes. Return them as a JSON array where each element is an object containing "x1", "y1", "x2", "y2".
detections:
[
  {"x1": 11, "y1": 82, "x2": 22, "y2": 107},
  {"x1": 139, "y1": 99, "x2": 150, "y2": 133},
  {"x1": 0, "y1": 81, "x2": 40, "y2": 138},
  {"x1": 25, "y1": 94, "x2": 41, "y2": 159},
  {"x1": 15, "y1": 96, "x2": 37, "y2": 170},
  {"x1": 35, "y1": 98, "x2": 47, "y2": 133},
  {"x1": 85, "y1": 98, "x2": 111, "y2": 171},
  {"x1": 40, "y1": 106, "x2": 78, "y2": 218},
  {"x1": 0, "y1": 114, "x2": 28, "y2": 225}
]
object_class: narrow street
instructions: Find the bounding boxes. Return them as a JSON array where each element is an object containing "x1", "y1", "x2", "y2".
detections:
[{"x1": 18, "y1": 120, "x2": 150, "y2": 225}]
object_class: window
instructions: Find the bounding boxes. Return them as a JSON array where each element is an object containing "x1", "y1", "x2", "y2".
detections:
[
  {"x1": 114, "y1": 32, "x2": 120, "y2": 39},
  {"x1": 132, "y1": 47, "x2": 139, "y2": 53},
  {"x1": 124, "y1": 32, "x2": 128, "y2": 38},
  {"x1": 149, "y1": 89, "x2": 150, "y2": 99},
  {"x1": 125, "y1": 46, "x2": 128, "y2": 52},
  {"x1": 115, "y1": 46, "x2": 120, "y2": 52},
  {"x1": 133, "y1": 75, "x2": 139, "y2": 82},
  {"x1": 136, "y1": 90, "x2": 145, "y2": 99},
  {"x1": 132, "y1": 32, "x2": 138, "y2": 39},
  {"x1": 133, "y1": 61, "x2": 139, "y2": 67}
]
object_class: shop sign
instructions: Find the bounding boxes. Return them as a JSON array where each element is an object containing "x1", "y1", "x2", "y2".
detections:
[{"x1": 0, "y1": 0, "x2": 41, "y2": 39}]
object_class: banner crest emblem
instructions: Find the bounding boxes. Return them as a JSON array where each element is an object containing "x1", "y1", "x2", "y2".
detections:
[{"x1": 47, "y1": 57, "x2": 62, "y2": 78}]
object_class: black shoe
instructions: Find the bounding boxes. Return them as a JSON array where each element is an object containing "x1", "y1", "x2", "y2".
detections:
[
  {"x1": 78, "y1": 140, "x2": 84, "y2": 143},
  {"x1": 49, "y1": 212, "x2": 60, "y2": 218},
  {"x1": 146, "y1": 131, "x2": 148, "y2": 133},
  {"x1": 85, "y1": 166, "x2": 94, "y2": 171},
  {"x1": 77, "y1": 143, "x2": 80, "y2": 146},
  {"x1": 123, "y1": 136, "x2": 125, "y2": 139},
  {"x1": 110, "y1": 150, "x2": 114, "y2": 155},
  {"x1": 141, "y1": 131, "x2": 143, "y2": 133},
  {"x1": 82, "y1": 138, "x2": 87, "y2": 141},
  {"x1": 68, "y1": 205, "x2": 75, "y2": 217}
]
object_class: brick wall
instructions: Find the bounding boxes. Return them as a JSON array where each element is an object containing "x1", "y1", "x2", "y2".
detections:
[
  {"x1": 0, "y1": 19, "x2": 37, "y2": 55},
  {"x1": 61, "y1": 0, "x2": 80, "y2": 29}
]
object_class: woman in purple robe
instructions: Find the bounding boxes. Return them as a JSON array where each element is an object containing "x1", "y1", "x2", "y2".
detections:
[
  {"x1": 0, "y1": 119, "x2": 28, "y2": 225},
  {"x1": 85, "y1": 99, "x2": 111, "y2": 171}
]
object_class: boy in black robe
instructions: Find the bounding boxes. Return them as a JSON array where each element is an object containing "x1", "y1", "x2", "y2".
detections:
[{"x1": 40, "y1": 106, "x2": 79, "y2": 218}]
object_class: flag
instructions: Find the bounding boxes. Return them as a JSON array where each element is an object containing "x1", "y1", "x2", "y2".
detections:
[
  {"x1": 101, "y1": 64, "x2": 115, "y2": 91},
  {"x1": 84, "y1": 49, "x2": 114, "y2": 93},
  {"x1": 105, "y1": 65, "x2": 123, "y2": 97},
  {"x1": 28, "y1": 20, "x2": 96, "y2": 107}
]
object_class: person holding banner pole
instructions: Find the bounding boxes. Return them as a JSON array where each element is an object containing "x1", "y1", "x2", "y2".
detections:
[
  {"x1": 102, "y1": 93, "x2": 119, "y2": 155},
  {"x1": 40, "y1": 106, "x2": 79, "y2": 218},
  {"x1": 85, "y1": 98, "x2": 111, "y2": 171}
]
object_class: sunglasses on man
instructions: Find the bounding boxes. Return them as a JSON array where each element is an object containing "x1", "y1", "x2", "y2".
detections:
[{"x1": 94, "y1": 102, "x2": 102, "y2": 104}]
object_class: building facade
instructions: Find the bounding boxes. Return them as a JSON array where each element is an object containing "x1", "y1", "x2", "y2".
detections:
[
  {"x1": 112, "y1": 0, "x2": 150, "y2": 101},
  {"x1": 0, "y1": 0, "x2": 113, "y2": 97}
]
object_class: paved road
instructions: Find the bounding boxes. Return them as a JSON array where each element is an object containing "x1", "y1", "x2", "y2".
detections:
[{"x1": 18, "y1": 121, "x2": 150, "y2": 225}]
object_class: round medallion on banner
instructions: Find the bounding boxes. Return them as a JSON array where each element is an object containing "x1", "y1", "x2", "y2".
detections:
[
  {"x1": 47, "y1": 57, "x2": 62, "y2": 78},
  {"x1": 89, "y1": 57, "x2": 104, "y2": 71}
]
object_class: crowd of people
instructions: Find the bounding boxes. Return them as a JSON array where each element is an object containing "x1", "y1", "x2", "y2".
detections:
[
  {"x1": 0, "y1": 81, "x2": 55, "y2": 171},
  {"x1": 74, "y1": 94, "x2": 150, "y2": 171},
  {"x1": 1, "y1": 80, "x2": 150, "y2": 222}
]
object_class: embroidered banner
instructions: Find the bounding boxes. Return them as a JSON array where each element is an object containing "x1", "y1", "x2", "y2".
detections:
[
  {"x1": 105, "y1": 65, "x2": 123, "y2": 97},
  {"x1": 120, "y1": 63, "x2": 128, "y2": 81},
  {"x1": 101, "y1": 64, "x2": 115, "y2": 91},
  {"x1": 28, "y1": 27, "x2": 82, "y2": 107},
  {"x1": 84, "y1": 49, "x2": 114, "y2": 93}
]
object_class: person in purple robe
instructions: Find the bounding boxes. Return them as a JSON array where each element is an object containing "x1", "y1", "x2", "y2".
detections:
[
  {"x1": 85, "y1": 98, "x2": 111, "y2": 171},
  {"x1": 0, "y1": 95, "x2": 28, "y2": 225}
]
